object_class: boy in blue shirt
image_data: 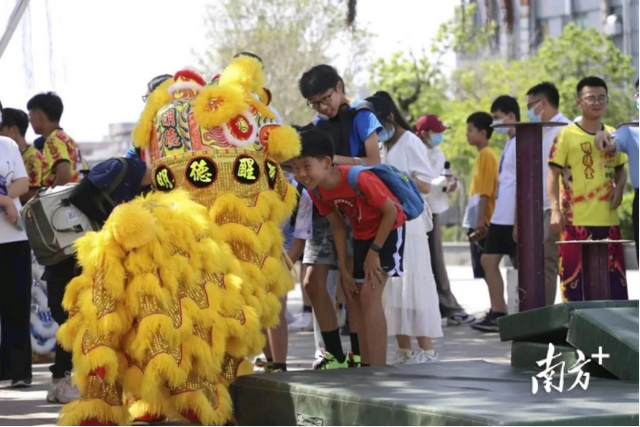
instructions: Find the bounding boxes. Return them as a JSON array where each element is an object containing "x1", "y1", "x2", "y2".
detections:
[{"x1": 298, "y1": 65, "x2": 382, "y2": 368}]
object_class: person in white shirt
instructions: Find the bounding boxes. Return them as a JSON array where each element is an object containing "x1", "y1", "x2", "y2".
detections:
[
  {"x1": 368, "y1": 94, "x2": 443, "y2": 363},
  {"x1": 472, "y1": 96, "x2": 520, "y2": 333},
  {"x1": 414, "y1": 114, "x2": 475, "y2": 327},
  {"x1": 525, "y1": 82, "x2": 571, "y2": 306},
  {"x1": 0, "y1": 127, "x2": 33, "y2": 387}
]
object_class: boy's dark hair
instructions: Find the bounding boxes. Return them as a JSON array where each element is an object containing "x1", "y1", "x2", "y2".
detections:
[
  {"x1": 526, "y1": 82, "x2": 560, "y2": 109},
  {"x1": 299, "y1": 127, "x2": 335, "y2": 160},
  {"x1": 0, "y1": 108, "x2": 29, "y2": 137},
  {"x1": 491, "y1": 95, "x2": 520, "y2": 122},
  {"x1": 147, "y1": 74, "x2": 173, "y2": 93},
  {"x1": 371, "y1": 91, "x2": 412, "y2": 131},
  {"x1": 233, "y1": 51, "x2": 263, "y2": 64},
  {"x1": 576, "y1": 76, "x2": 608, "y2": 97},
  {"x1": 466, "y1": 112, "x2": 494, "y2": 139},
  {"x1": 299, "y1": 64, "x2": 343, "y2": 99},
  {"x1": 27, "y1": 92, "x2": 64, "y2": 122}
]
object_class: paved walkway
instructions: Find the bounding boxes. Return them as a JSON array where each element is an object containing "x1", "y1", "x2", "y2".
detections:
[{"x1": 1, "y1": 267, "x2": 637, "y2": 426}]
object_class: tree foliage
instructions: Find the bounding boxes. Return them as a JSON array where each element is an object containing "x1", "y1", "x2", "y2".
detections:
[
  {"x1": 369, "y1": 5, "x2": 636, "y2": 240},
  {"x1": 197, "y1": 0, "x2": 370, "y2": 126}
]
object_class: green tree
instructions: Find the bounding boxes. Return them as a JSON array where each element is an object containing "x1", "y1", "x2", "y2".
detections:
[
  {"x1": 369, "y1": 7, "x2": 636, "y2": 241},
  {"x1": 197, "y1": 0, "x2": 370, "y2": 126}
]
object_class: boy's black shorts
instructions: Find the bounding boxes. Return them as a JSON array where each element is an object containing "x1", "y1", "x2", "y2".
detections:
[
  {"x1": 484, "y1": 223, "x2": 518, "y2": 259},
  {"x1": 353, "y1": 226, "x2": 406, "y2": 283}
]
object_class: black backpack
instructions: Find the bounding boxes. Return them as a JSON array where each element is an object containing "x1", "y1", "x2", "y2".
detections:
[
  {"x1": 68, "y1": 158, "x2": 132, "y2": 225},
  {"x1": 315, "y1": 101, "x2": 375, "y2": 157}
]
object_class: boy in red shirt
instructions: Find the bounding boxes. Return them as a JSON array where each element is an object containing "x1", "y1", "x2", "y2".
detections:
[{"x1": 293, "y1": 128, "x2": 406, "y2": 367}]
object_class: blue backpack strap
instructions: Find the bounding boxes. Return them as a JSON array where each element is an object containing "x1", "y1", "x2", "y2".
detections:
[
  {"x1": 346, "y1": 166, "x2": 368, "y2": 197},
  {"x1": 312, "y1": 187, "x2": 322, "y2": 201}
]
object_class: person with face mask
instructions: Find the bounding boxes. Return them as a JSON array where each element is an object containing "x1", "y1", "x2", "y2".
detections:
[
  {"x1": 415, "y1": 114, "x2": 476, "y2": 327},
  {"x1": 524, "y1": 82, "x2": 572, "y2": 306},
  {"x1": 594, "y1": 78, "x2": 638, "y2": 259},
  {"x1": 471, "y1": 95, "x2": 520, "y2": 333},
  {"x1": 367, "y1": 94, "x2": 443, "y2": 364}
]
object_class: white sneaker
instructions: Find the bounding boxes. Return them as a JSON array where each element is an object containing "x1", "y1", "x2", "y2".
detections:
[
  {"x1": 46, "y1": 372, "x2": 80, "y2": 404},
  {"x1": 289, "y1": 311, "x2": 313, "y2": 331},
  {"x1": 393, "y1": 349, "x2": 413, "y2": 365},
  {"x1": 336, "y1": 306, "x2": 347, "y2": 329},
  {"x1": 407, "y1": 350, "x2": 439, "y2": 364}
]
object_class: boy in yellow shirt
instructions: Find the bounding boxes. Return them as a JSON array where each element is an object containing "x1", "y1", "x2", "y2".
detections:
[
  {"x1": 548, "y1": 76, "x2": 628, "y2": 301},
  {"x1": 463, "y1": 112, "x2": 499, "y2": 279}
]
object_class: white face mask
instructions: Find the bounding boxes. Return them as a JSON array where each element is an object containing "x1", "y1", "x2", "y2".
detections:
[{"x1": 492, "y1": 119, "x2": 509, "y2": 135}]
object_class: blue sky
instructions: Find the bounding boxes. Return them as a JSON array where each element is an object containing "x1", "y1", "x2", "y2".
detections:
[{"x1": 1, "y1": 0, "x2": 455, "y2": 142}]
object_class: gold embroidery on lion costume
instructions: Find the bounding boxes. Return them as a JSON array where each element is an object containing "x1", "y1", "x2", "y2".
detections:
[{"x1": 56, "y1": 56, "x2": 300, "y2": 426}]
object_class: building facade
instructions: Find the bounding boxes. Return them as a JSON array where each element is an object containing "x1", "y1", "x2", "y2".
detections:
[{"x1": 461, "y1": 0, "x2": 639, "y2": 77}]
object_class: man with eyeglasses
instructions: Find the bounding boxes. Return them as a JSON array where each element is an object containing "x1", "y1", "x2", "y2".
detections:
[
  {"x1": 547, "y1": 76, "x2": 628, "y2": 302},
  {"x1": 294, "y1": 65, "x2": 383, "y2": 369}
]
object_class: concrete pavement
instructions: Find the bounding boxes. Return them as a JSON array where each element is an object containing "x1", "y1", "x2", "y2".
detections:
[{"x1": 1, "y1": 266, "x2": 637, "y2": 426}]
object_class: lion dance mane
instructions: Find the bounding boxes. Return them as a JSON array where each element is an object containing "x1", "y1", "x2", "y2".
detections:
[{"x1": 56, "y1": 56, "x2": 300, "y2": 426}]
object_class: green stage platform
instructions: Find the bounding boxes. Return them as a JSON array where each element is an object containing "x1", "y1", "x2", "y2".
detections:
[
  {"x1": 497, "y1": 301, "x2": 638, "y2": 343},
  {"x1": 567, "y1": 307, "x2": 639, "y2": 381},
  {"x1": 231, "y1": 361, "x2": 639, "y2": 426},
  {"x1": 499, "y1": 302, "x2": 639, "y2": 381}
]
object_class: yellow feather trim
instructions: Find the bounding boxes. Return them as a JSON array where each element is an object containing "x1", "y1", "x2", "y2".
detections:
[
  {"x1": 127, "y1": 398, "x2": 166, "y2": 421},
  {"x1": 141, "y1": 353, "x2": 190, "y2": 400},
  {"x1": 62, "y1": 275, "x2": 92, "y2": 312},
  {"x1": 210, "y1": 192, "x2": 275, "y2": 226},
  {"x1": 225, "y1": 305, "x2": 264, "y2": 357},
  {"x1": 267, "y1": 125, "x2": 301, "y2": 163},
  {"x1": 193, "y1": 84, "x2": 248, "y2": 129},
  {"x1": 219, "y1": 56, "x2": 265, "y2": 93},
  {"x1": 219, "y1": 222, "x2": 265, "y2": 254},
  {"x1": 216, "y1": 275, "x2": 243, "y2": 316},
  {"x1": 121, "y1": 365, "x2": 144, "y2": 399},
  {"x1": 124, "y1": 274, "x2": 173, "y2": 317},
  {"x1": 57, "y1": 399, "x2": 130, "y2": 426},
  {"x1": 247, "y1": 96, "x2": 276, "y2": 120},
  {"x1": 270, "y1": 184, "x2": 298, "y2": 225},
  {"x1": 257, "y1": 221, "x2": 285, "y2": 255},
  {"x1": 70, "y1": 339, "x2": 120, "y2": 384},
  {"x1": 127, "y1": 315, "x2": 191, "y2": 362},
  {"x1": 260, "y1": 292, "x2": 283, "y2": 329},
  {"x1": 236, "y1": 359, "x2": 255, "y2": 377},
  {"x1": 109, "y1": 203, "x2": 159, "y2": 251},
  {"x1": 56, "y1": 315, "x2": 83, "y2": 351},
  {"x1": 168, "y1": 383, "x2": 233, "y2": 426},
  {"x1": 132, "y1": 78, "x2": 175, "y2": 149},
  {"x1": 184, "y1": 335, "x2": 220, "y2": 381}
]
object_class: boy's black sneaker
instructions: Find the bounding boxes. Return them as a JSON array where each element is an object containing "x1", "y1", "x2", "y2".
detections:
[{"x1": 470, "y1": 310, "x2": 506, "y2": 333}]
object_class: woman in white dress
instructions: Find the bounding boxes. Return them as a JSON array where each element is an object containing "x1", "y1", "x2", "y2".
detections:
[{"x1": 366, "y1": 93, "x2": 443, "y2": 363}]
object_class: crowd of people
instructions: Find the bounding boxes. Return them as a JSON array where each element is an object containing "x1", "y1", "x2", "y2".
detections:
[{"x1": 0, "y1": 62, "x2": 637, "y2": 401}]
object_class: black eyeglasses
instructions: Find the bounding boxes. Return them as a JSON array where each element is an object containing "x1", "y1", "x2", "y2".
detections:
[
  {"x1": 306, "y1": 89, "x2": 335, "y2": 110},
  {"x1": 581, "y1": 95, "x2": 608, "y2": 105}
]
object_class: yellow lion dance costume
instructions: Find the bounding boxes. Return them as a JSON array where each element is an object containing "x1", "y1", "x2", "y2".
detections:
[{"x1": 56, "y1": 56, "x2": 300, "y2": 426}]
